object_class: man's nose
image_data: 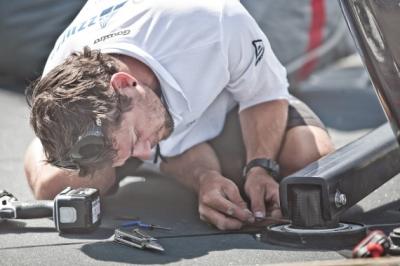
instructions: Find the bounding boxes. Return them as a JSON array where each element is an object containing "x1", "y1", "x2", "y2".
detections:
[{"x1": 132, "y1": 140, "x2": 152, "y2": 160}]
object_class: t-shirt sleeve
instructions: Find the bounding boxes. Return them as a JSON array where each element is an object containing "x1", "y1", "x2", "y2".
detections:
[{"x1": 220, "y1": 0, "x2": 290, "y2": 112}]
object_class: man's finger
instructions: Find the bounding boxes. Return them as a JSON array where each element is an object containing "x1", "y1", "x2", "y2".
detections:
[
  {"x1": 265, "y1": 200, "x2": 282, "y2": 217},
  {"x1": 199, "y1": 205, "x2": 243, "y2": 230},
  {"x1": 222, "y1": 184, "x2": 248, "y2": 210},
  {"x1": 264, "y1": 186, "x2": 280, "y2": 206},
  {"x1": 264, "y1": 186, "x2": 281, "y2": 215},
  {"x1": 247, "y1": 185, "x2": 267, "y2": 220},
  {"x1": 269, "y1": 207, "x2": 283, "y2": 219},
  {"x1": 204, "y1": 192, "x2": 254, "y2": 223}
]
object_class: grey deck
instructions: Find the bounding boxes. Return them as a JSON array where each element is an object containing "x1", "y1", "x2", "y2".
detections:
[{"x1": 2, "y1": 63, "x2": 400, "y2": 265}]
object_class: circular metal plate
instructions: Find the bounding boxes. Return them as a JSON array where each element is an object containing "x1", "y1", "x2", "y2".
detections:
[{"x1": 261, "y1": 222, "x2": 367, "y2": 249}]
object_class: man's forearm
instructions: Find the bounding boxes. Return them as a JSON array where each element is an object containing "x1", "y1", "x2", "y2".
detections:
[
  {"x1": 239, "y1": 99, "x2": 289, "y2": 162},
  {"x1": 239, "y1": 99, "x2": 288, "y2": 218},
  {"x1": 160, "y1": 142, "x2": 221, "y2": 192},
  {"x1": 24, "y1": 138, "x2": 117, "y2": 199}
]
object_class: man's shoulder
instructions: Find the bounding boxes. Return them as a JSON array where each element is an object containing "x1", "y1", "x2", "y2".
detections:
[{"x1": 42, "y1": 0, "x2": 244, "y2": 75}]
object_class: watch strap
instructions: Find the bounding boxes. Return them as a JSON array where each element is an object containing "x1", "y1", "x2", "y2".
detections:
[{"x1": 243, "y1": 158, "x2": 280, "y2": 181}]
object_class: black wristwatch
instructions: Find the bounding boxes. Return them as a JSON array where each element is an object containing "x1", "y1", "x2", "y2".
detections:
[{"x1": 242, "y1": 158, "x2": 280, "y2": 181}]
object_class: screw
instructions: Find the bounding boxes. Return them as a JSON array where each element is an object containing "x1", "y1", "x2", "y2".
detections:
[
  {"x1": 393, "y1": 227, "x2": 400, "y2": 236},
  {"x1": 335, "y1": 190, "x2": 347, "y2": 208}
]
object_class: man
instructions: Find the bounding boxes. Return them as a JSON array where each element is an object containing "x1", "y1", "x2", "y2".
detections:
[{"x1": 24, "y1": 0, "x2": 334, "y2": 230}]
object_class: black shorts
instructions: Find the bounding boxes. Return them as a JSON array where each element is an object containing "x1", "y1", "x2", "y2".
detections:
[{"x1": 286, "y1": 96, "x2": 326, "y2": 130}]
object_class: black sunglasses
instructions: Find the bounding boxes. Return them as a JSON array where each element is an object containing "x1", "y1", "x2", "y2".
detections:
[{"x1": 52, "y1": 122, "x2": 107, "y2": 170}]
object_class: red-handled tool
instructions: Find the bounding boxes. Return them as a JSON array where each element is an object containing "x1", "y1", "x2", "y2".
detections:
[{"x1": 352, "y1": 230, "x2": 390, "y2": 258}]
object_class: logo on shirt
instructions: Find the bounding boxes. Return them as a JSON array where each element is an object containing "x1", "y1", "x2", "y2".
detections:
[
  {"x1": 55, "y1": 1, "x2": 127, "y2": 51},
  {"x1": 94, "y1": 29, "x2": 131, "y2": 44},
  {"x1": 252, "y1": 40, "x2": 264, "y2": 66},
  {"x1": 99, "y1": 1, "x2": 126, "y2": 28}
]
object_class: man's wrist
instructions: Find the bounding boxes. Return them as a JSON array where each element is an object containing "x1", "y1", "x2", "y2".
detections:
[
  {"x1": 195, "y1": 168, "x2": 221, "y2": 190},
  {"x1": 242, "y1": 158, "x2": 280, "y2": 182}
]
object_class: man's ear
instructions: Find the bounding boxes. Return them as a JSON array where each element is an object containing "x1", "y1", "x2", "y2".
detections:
[{"x1": 110, "y1": 72, "x2": 138, "y2": 92}]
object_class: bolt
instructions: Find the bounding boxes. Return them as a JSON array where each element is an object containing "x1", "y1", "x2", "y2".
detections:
[
  {"x1": 335, "y1": 190, "x2": 347, "y2": 208},
  {"x1": 393, "y1": 227, "x2": 400, "y2": 236}
]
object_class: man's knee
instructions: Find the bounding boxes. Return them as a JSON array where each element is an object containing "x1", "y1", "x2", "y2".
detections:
[{"x1": 279, "y1": 125, "x2": 335, "y2": 176}]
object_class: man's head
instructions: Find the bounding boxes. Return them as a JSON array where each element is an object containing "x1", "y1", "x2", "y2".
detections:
[{"x1": 27, "y1": 47, "x2": 173, "y2": 176}]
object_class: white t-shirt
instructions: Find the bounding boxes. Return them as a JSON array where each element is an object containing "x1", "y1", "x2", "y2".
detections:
[{"x1": 43, "y1": 0, "x2": 289, "y2": 158}]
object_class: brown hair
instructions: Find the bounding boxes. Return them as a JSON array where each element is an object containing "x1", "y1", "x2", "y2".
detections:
[{"x1": 26, "y1": 47, "x2": 132, "y2": 176}]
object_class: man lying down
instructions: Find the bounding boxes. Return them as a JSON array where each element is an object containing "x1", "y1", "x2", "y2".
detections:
[{"x1": 24, "y1": 0, "x2": 334, "y2": 230}]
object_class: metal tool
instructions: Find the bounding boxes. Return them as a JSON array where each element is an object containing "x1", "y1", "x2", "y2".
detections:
[
  {"x1": 121, "y1": 220, "x2": 172, "y2": 231},
  {"x1": 353, "y1": 230, "x2": 390, "y2": 258},
  {"x1": 114, "y1": 228, "x2": 164, "y2": 251}
]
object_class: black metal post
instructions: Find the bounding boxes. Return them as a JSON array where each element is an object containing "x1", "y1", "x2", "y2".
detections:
[
  {"x1": 279, "y1": 0, "x2": 400, "y2": 228},
  {"x1": 280, "y1": 123, "x2": 400, "y2": 228}
]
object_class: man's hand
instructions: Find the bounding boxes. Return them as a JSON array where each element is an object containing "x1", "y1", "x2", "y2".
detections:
[
  {"x1": 244, "y1": 167, "x2": 282, "y2": 220},
  {"x1": 198, "y1": 170, "x2": 255, "y2": 230}
]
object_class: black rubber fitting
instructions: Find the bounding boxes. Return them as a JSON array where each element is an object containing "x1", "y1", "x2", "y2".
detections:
[{"x1": 261, "y1": 222, "x2": 367, "y2": 250}]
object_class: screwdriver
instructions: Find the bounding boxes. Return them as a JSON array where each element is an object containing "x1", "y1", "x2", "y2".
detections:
[{"x1": 121, "y1": 220, "x2": 172, "y2": 231}]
